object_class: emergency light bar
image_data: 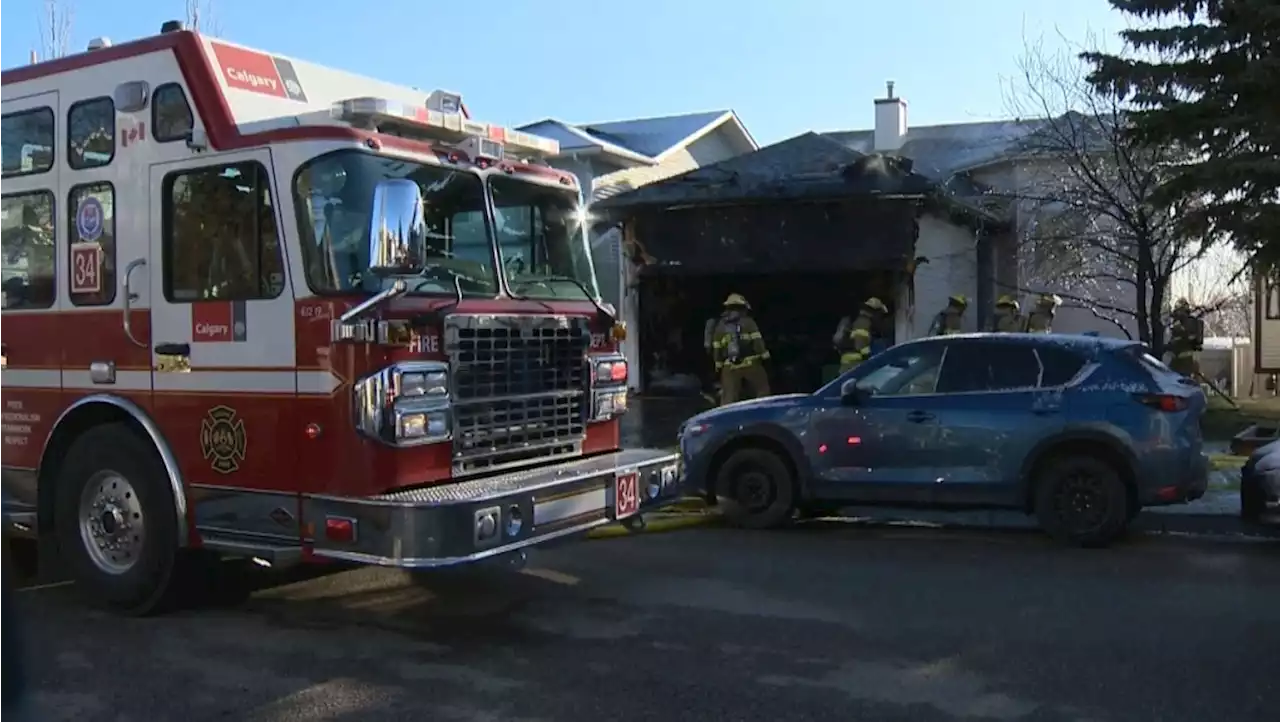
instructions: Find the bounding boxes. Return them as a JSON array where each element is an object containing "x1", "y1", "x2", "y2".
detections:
[{"x1": 333, "y1": 93, "x2": 560, "y2": 160}]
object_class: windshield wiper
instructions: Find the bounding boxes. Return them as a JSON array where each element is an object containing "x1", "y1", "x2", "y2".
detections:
[
  {"x1": 408, "y1": 274, "x2": 465, "y2": 328},
  {"x1": 509, "y1": 275, "x2": 615, "y2": 322}
]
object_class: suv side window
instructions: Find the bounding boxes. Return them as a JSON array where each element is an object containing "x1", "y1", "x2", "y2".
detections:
[
  {"x1": 1036, "y1": 346, "x2": 1088, "y2": 387},
  {"x1": 936, "y1": 342, "x2": 1040, "y2": 393},
  {"x1": 854, "y1": 343, "x2": 946, "y2": 396}
]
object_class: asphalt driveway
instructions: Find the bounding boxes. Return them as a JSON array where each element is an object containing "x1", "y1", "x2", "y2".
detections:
[{"x1": 10, "y1": 526, "x2": 1280, "y2": 722}]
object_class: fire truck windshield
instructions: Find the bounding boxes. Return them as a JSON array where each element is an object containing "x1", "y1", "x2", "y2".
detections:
[
  {"x1": 489, "y1": 175, "x2": 599, "y2": 302},
  {"x1": 293, "y1": 150, "x2": 498, "y2": 297}
]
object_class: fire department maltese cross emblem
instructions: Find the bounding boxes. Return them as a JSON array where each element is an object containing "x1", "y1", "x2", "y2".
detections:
[{"x1": 200, "y1": 405, "x2": 247, "y2": 474}]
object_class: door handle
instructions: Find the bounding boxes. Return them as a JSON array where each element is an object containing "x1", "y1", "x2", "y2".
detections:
[
  {"x1": 155, "y1": 343, "x2": 191, "y2": 357},
  {"x1": 121, "y1": 259, "x2": 147, "y2": 348},
  {"x1": 906, "y1": 410, "x2": 934, "y2": 423}
]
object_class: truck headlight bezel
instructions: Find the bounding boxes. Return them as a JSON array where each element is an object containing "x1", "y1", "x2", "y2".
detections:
[
  {"x1": 588, "y1": 353, "x2": 629, "y2": 422},
  {"x1": 354, "y1": 361, "x2": 452, "y2": 447}
]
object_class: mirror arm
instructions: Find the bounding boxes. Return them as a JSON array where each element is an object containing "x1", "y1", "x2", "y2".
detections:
[{"x1": 339, "y1": 279, "x2": 408, "y2": 324}]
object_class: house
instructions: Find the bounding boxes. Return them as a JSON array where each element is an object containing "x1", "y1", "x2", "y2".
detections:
[
  {"x1": 591, "y1": 128, "x2": 1007, "y2": 393},
  {"x1": 824, "y1": 84, "x2": 1140, "y2": 339},
  {"x1": 516, "y1": 111, "x2": 758, "y2": 385}
]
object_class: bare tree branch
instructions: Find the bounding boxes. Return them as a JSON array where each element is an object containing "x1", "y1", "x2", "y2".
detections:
[
  {"x1": 38, "y1": 0, "x2": 74, "y2": 60},
  {"x1": 186, "y1": 0, "x2": 222, "y2": 35},
  {"x1": 1176, "y1": 246, "x2": 1252, "y2": 337},
  {"x1": 995, "y1": 29, "x2": 1222, "y2": 356}
]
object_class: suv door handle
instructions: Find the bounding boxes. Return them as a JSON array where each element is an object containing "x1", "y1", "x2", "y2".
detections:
[
  {"x1": 906, "y1": 410, "x2": 935, "y2": 423},
  {"x1": 155, "y1": 343, "x2": 191, "y2": 357}
]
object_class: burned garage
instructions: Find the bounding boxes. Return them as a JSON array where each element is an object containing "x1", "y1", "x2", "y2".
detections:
[{"x1": 593, "y1": 132, "x2": 1008, "y2": 395}]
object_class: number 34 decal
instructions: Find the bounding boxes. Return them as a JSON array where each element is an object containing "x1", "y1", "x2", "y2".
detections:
[{"x1": 70, "y1": 242, "x2": 102, "y2": 295}]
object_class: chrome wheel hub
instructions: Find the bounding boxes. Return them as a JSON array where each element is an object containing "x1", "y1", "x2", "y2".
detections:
[{"x1": 78, "y1": 471, "x2": 146, "y2": 575}]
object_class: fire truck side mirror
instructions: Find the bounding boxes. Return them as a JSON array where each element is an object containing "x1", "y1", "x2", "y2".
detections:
[{"x1": 368, "y1": 179, "x2": 428, "y2": 277}]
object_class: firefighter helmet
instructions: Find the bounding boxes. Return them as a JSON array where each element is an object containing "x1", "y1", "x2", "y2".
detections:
[
  {"x1": 1173, "y1": 297, "x2": 1191, "y2": 312},
  {"x1": 1038, "y1": 293, "x2": 1062, "y2": 308},
  {"x1": 863, "y1": 296, "x2": 887, "y2": 313},
  {"x1": 948, "y1": 294, "x2": 968, "y2": 308},
  {"x1": 723, "y1": 293, "x2": 749, "y2": 309},
  {"x1": 995, "y1": 294, "x2": 1019, "y2": 309}
]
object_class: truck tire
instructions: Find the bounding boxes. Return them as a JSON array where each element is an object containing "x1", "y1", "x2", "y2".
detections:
[
  {"x1": 54, "y1": 422, "x2": 185, "y2": 615},
  {"x1": 715, "y1": 447, "x2": 795, "y2": 530},
  {"x1": 1032, "y1": 455, "x2": 1130, "y2": 547}
]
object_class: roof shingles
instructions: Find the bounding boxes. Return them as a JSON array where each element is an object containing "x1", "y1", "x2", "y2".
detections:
[{"x1": 518, "y1": 110, "x2": 734, "y2": 161}]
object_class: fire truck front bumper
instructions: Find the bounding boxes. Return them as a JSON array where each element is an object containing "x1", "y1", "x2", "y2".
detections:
[{"x1": 301, "y1": 448, "x2": 683, "y2": 568}]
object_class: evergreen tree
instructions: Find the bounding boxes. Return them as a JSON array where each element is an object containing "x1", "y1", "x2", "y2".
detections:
[{"x1": 1082, "y1": 0, "x2": 1280, "y2": 269}]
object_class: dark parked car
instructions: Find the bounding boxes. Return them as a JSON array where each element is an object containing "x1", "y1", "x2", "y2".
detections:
[
  {"x1": 1240, "y1": 438, "x2": 1280, "y2": 522},
  {"x1": 678, "y1": 333, "x2": 1209, "y2": 546}
]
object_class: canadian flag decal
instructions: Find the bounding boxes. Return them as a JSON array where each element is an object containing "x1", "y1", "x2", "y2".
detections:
[{"x1": 121, "y1": 122, "x2": 147, "y2": 148}]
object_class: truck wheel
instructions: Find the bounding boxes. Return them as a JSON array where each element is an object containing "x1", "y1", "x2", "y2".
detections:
[
  {"x1": 1032, "y1": 455, "x2": 1130, "y2": 547},
  {"x1": 715, "y1": 447, "x2": 795, "y2": 530},
  {"x1": 54, "y1": 423, "x2": 185, "y2": 615}
]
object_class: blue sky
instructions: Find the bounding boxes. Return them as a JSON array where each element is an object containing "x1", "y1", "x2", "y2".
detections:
[{"x1": 2, "y1": 0, "x2": 1130, "y2": 145}]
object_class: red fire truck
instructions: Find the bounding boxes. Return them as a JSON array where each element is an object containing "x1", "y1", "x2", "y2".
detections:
[{"x1": 0, "y1": 22, "x2": 682, "y2": 614}]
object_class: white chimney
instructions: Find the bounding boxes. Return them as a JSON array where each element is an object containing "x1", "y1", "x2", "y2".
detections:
[{"x1": 873, "y1": 80, "x2": 907, "y2": 152}]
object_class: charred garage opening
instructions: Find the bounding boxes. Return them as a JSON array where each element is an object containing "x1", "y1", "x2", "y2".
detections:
[{"x1": 594, "y1": 132, "x2": 1004, "y2": 395}]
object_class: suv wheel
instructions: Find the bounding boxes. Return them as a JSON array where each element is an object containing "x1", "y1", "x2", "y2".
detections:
[
  {"x1": 1032, "y1": 455, "x2": 1130, "y2": 547},
  {"x1": 715, "y1": 448, "x2": 795, "y2": 529}
]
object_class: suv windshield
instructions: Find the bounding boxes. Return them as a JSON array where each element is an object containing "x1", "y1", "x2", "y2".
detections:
[
  {"x1": 293, "y1": 150, "x2": 496, "y2": 296},
  {"x1": 488, "y1": 175, "x2": 598, "y2": 301}
]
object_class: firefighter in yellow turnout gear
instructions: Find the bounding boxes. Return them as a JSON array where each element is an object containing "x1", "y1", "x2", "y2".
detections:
[
  {"x1": 711, "y1": 294, "x2": 772, "y2": 404},
  {"x1": 991, "y1": 295, "x2": 1024, "y2": 332},
  {"x1": 928, "y1": 295, "x2": 968, "y2": 336},
  {"x1": 1024, "y1": 294, "x2": 1061, "y2": 333},
  {"x1": 1167, "y1": 298, "x2": 1205, "y2": 377},
  {"x1": 834, "y1": 297, "x2": 888, "y2": 372}
]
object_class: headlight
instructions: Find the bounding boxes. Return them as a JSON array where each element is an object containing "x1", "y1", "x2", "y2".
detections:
[
  {"x1": 594, "y1": 358, "x2": 628, "y2": 384},
  {"x1": 592, "y1": 388, "x2": 629, "y2": 421},
  {"x1": 354, "y1": 361, "x2": 452, "y2": 446},
  {"x1": 396, "y1": 409, "x2": 450, "y2": 439},
  {"x1": 398, "y1": 369, "x2": 448, "y2": 397}
]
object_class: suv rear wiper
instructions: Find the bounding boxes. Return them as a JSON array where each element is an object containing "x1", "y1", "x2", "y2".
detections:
[{"x1": 509, "y1": 275, "x2": 616, "y2": 322}]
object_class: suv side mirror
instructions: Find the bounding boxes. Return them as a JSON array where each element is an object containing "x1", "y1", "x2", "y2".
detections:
[{"x1": 840, "y1": 379, "x2": 868, "y2": 405}]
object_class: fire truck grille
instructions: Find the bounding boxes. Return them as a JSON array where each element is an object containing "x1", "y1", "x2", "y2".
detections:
[{"x1": 445, "y1": 314, "x2": 590, "y2": 476}]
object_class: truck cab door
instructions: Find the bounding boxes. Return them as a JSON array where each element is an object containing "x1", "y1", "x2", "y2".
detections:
[
  {"x1": 1, "y1": 91, "x2": 61, "y2": 520},
  {"x1": 146, "y1": 150, "x2": 298, "y2": 514}
]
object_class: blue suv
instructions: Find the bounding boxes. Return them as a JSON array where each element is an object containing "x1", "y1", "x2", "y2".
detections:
[{"x1": 678, "y1": 333, "x2": 1209, "y2": 546}]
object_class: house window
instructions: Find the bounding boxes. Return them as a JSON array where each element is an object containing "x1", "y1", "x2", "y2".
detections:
[
  {"x1": 152, "y1": 83, "x2": 194, "y2": 143},
  {"x1": 1, "y1": 191, "x2": 56, "y2": 310},
  {"x1": 67, "y1": 182, "x2": 117, "y2": 306},
  {"x1": 1, "y1": 108, "x2": 55, "y2": 178},
  {"x1": 163, "y1": 162, "x2": 285, "y2": 301},
  {"x1": 68, "y1": 97, "x2": 116, "y2": 170}
]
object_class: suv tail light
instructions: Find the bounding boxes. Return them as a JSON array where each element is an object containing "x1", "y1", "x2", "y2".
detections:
[{"x1": 1133, "y1": 393, "x2": 1189, "y2": 412}]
